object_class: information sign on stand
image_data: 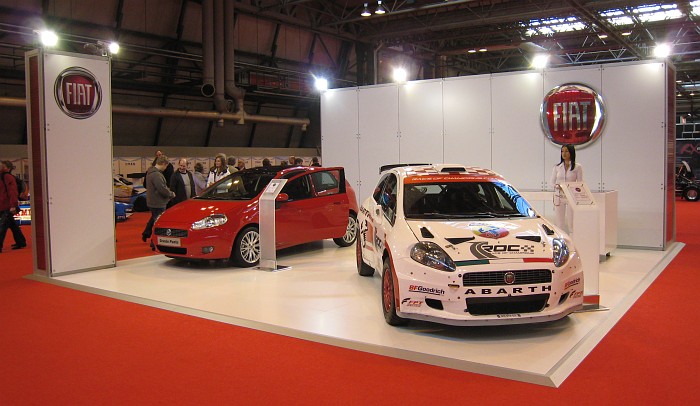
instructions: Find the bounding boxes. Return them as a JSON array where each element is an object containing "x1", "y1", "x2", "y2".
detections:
[
  {"x1": 255, "y1": 179, "x2": 291, "y2": 272},
  {"x1": 560, "y1": 182, "x2": 607, "y2": 312}
]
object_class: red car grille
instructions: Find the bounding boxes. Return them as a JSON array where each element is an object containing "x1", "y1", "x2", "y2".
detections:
[{"x1": 154, "y1": 228, "x2": 188, "y2": 238}]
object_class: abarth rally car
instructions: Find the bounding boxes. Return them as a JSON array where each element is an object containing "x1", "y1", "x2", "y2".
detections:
[{"x1": 356, "y1": 164, "x2": 583, "y2": 326}]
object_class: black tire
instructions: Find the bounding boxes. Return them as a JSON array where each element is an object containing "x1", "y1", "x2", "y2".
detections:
[
  {"x1": 356, "y1": 238, "x2": 375, "y2": 276},
  {"x1": 683, "y1": 186, "x2": 700, "y2": 202},
  {"x1": 382, "y1": 257, "x2": 409, "y2": 326},
  {"x1": 133, "y1": 196, "x2": 148, "y2": 212},
  {"x1": 231, "y1": 226, "x2": 260, "y2": 267},
  {"x1": 333, "y1": 213, "x2": 358, "y2": 247}
]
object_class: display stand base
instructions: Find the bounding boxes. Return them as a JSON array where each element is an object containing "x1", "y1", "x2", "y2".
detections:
[
  {"x1": 576, "y1": 295, "x2": 609, "y2": 313},
  {"x1": 578, "y1": 303, "x2": 609, "y2": 312},
  {"x1": 255, "y1": 264, "x2": 291, "y2": 272}
]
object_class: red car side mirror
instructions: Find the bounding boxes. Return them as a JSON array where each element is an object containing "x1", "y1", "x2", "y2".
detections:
[{"x1": 276, "y1": 193, "x2": 289, "y2": 202}]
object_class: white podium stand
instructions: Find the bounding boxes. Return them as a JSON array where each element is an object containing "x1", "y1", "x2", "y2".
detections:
[
  {"x1": 255, "y1": 179, "x2": 290, "y2": 272},
  {"x1": 559, "y1": 182, "x2": 606, "y2": 311}
]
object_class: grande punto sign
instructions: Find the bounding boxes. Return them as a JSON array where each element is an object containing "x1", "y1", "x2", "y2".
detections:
[
  {"x1": 54, "y1": 67, "x2": 102, "y2": 119},
  {"x1": 540, "y1": 83, "x2": 605, "y2": 147}
]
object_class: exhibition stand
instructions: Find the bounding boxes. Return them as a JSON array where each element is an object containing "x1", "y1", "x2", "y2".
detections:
[
  {"x1": 521, "y1": 184, "x2": 616, "y2": 310},
  {"x1": 255, "y1": 179, "x2": 290, "y2": 272}
]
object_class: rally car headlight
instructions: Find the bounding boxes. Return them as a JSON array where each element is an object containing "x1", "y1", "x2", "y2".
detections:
[
  {"x1": 552, "y1": 238, "x2": 570, "y2": 267},
  {"x1": 192, "y1": 214, "x2": 228, "y2": 230},
  {"x1": 410, "y1": 242, "x2": 456, "y2": 272}
]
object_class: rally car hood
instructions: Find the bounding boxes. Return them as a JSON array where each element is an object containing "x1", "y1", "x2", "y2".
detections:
[{"x1": 405, "y1": 218, "x2": 556, "y2": 261}]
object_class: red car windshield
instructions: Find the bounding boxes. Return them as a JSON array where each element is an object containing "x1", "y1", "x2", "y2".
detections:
[{"x1": 198, "y1": 171, "x2": 277, "y2": 200}]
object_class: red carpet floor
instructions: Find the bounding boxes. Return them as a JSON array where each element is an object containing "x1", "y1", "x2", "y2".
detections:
[{"x1": 0, "y1": 205, "x2": 698, "y2": 405}]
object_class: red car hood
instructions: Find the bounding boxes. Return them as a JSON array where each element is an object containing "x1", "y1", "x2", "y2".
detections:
[{"x1": 157, "y1": 197, "x2": 258, "y2": 226}]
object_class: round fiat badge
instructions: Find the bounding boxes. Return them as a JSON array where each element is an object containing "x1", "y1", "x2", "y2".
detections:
[
  {"x1": 540, "y1": 83, "x2": 605, "y2": 147},
  {"x1": 54, "y1": 67, "x2": 102, "y2": 119}
]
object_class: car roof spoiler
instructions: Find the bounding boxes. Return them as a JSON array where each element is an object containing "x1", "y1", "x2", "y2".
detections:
[{"x1": 379, "y1": 163, "x2": 431, "y2": 174}]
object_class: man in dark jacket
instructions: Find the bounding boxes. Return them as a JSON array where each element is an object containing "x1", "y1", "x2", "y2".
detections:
[
  {"x1": 0, "y1": 160, "x2": 27, "y2": 252},
  {"x1": 152, "y1": 150, "x2": 175, "y2": 187},
  {"x1": 170, "y1": 158, "x2": 196, "y2": 205},
  {"x1": 142, "y1": 155, "x2": 175, "y2": 242}
]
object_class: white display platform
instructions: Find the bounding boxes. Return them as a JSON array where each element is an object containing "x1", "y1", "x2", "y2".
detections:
[{"x1": 29, "y1": 241, "x2": 681, "y2": 387}]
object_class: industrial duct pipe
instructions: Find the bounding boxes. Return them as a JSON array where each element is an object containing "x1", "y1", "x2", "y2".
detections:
[
  {"x1": 0, "y1": 97, "x2": 310, "y2": 130},
  {"x1": 201, "y1": 0, "x2": 215, "y2": 98}
]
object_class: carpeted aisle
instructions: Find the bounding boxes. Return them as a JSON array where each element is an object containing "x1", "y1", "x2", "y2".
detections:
[{"x1": 0, "y1": 206, "x2": 698, "y2": 404}]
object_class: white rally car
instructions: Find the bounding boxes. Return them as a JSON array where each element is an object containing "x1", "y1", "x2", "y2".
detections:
[{"x1": 356, "y1": 164, "x2": 583, "y2": 326}]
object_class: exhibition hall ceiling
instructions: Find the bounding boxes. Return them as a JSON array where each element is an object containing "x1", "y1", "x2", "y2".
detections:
[{"x1": 0, "y1": 1, "x2": 698, "y2": 147}]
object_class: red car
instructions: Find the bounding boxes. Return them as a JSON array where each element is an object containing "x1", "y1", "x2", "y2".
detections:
[{"x1": 152, "y1": 166, "x2": 359, "y2": 267}]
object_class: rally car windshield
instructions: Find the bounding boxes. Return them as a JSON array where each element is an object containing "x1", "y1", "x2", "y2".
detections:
[
  {"x1": 197, "y1": 172, "x2": 276, "y2": 200},
  {"x1": 403, "y1": 181, "x2": 535, "y2": 219}
]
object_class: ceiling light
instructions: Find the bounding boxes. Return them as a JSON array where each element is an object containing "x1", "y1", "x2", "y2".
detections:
[
  {"x1": 393, "y1": 67, "x2": 407, "y2": 83},
  {"x1": 654, "y1": 43, "x2": 671, "y2": 58},
  {"x1": 531, "y1": 54, "x2": 550, "y2": 69},
  {"x1": 467, "y1": 49, "x2": 477, "y2": 53},
  {"x1": 314, "y1": 77, "x2": 329, "y2": 92},
  {"x1": 375, "y1": 1, "x2": 386, "y2": 15},
  {"x1": 598, "y1": 33, "x2": 608, "y2": 39},
  {"x1": 478, "y1": 48, "x2": 487, "y2": 52},
  {"x1": 108, "y1": 41, "x2": 120, "y2": 54},
  {"x1": 677, "y1": 80, "x2": 682, "y2": 83},
  {"x1": 361, "y1": 3, "x2": 371, "y2": 17},
  {"x1": 621, "y1": 31, "x2": 632, "y2": 36},
  {"x1": 38, "y1": 30, "x2": 58, "y2": 47}
]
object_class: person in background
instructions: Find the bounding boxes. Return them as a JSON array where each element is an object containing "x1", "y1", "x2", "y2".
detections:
[
  {"x1": 293, "y1": 157, "x2": 304, "y2": 166},
  {"x1": 0, "y1": 160, "x2": 27, "y2": 252},
  {"x1": 142, "y1": 155, "x2": 175, "y2": 242},
  {"x1": 262, "y1": 158, "x2": 271, "y2": 167},
  {"x1": 280, "y1": 160, "x2": 288, "y2": 167},
  {"x1": 236, "y1": 160, "x2": 246, "y2": 171},
  {"x1": 152, "y1": 150, "x2": 174, "y2": 188},
  {"x1": 207, "y1": 153, "x2": 230, "y2": 187},
  {"x1": 310, "y1": 157, "x2": 321, "y2": 167},
  {"x1": 170, "y1": 158, "x2": 196, "y2": 206},
  {"x1": 550, "y1": 144, "x2": 583, "y2": 232},
  {"x1": 227, "y1": 156, "x2": 239, "y2": 174},
  {"x1": 192, "y1": 162, "x2": 207, "y2": 195},
  {"x1": 288, "y1": 156, "x2": 296, "y2": 166}
]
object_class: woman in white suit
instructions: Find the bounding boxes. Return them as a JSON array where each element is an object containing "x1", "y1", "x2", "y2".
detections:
[{"x1": 550, "y1": 144, "x2": 582, "y2": 232}]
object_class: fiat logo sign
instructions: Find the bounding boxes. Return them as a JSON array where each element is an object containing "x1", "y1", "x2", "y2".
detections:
[
  {"x1": 54, "y1": 67, "x2": 102, "y2": 119},
  {"x1": 540, "y1": 83, "x2": 605, "y2": 147}
]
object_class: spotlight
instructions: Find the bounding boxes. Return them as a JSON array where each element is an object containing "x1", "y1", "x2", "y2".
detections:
[
  {"x1": 467, "y1": 49, "x2": 477, "y2": 54},
  {"x1": 531, "y1": 54, "x2": 549, "y2": 69},
  {"x1": 654, "y1": 43, "x2": 671, "y2": 58},
  {"x1": 38, "y1": 30, "x2": 58, "y2": 47},
  {"x1": 393, "y1": 67, "x2": 407, "y2": 83},
  {"x1": 361, "y1": 3, "x2": 371, "y2": 17},
  {"x1": 478, "y1": 48, "x2": 487, "y2": 52},
  {"x1": 621, "y1": 31, "x2": 632, "y2": 36},
  {"x1": 314, "y1": 77, "x2": 329, "y2": 92},
  {"x1": 108, "y1": 42, "x2": 120, "y2": 55},
  {"x1": 598, "y1": 33, "x2": 608, "y2": 39},
  {"x1": 375, "y1": 1, "x2": 386, "y2": 15}
]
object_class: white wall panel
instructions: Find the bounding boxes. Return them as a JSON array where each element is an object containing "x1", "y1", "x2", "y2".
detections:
[
  {"x1": 321, "y1": 88, "x2": 359, "y2": 198},
  {"x1": 358, "y1": 85, "x2": 400, "y2": 201},
  {"x1": 491, "y1": 72, "x2": 545, "y2": 189},
  {"x1": 321, "y1": 61, "x2": 672, "y2": 248},
  {"x1": 398, "y1": 80, "x2": 444, "y2": 163},
  {"x1": 601, "y1": 62, "x2": 666, "y2": 248},
  {"x1": 543, "y1": 67, "x2": 604, "y2": 191},
  {"x1": 40, "y1": 52, "x2": 115, "y2": 275},
  {"x1": 443, "y1": 76, "x2": 492, "y2": 168}
]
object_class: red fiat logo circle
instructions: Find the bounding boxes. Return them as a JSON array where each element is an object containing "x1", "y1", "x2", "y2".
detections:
[
  {"x1": 540, "y1": 83, "x2": 605, "y2": 147},
  {"x1": 54, "y1": 67, "x2": 102, "y2": 119}
]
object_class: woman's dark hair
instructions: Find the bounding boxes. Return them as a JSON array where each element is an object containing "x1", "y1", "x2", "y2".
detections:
[{"x1": 558, "y1": 144, "x2": 576, "y2": 171}]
